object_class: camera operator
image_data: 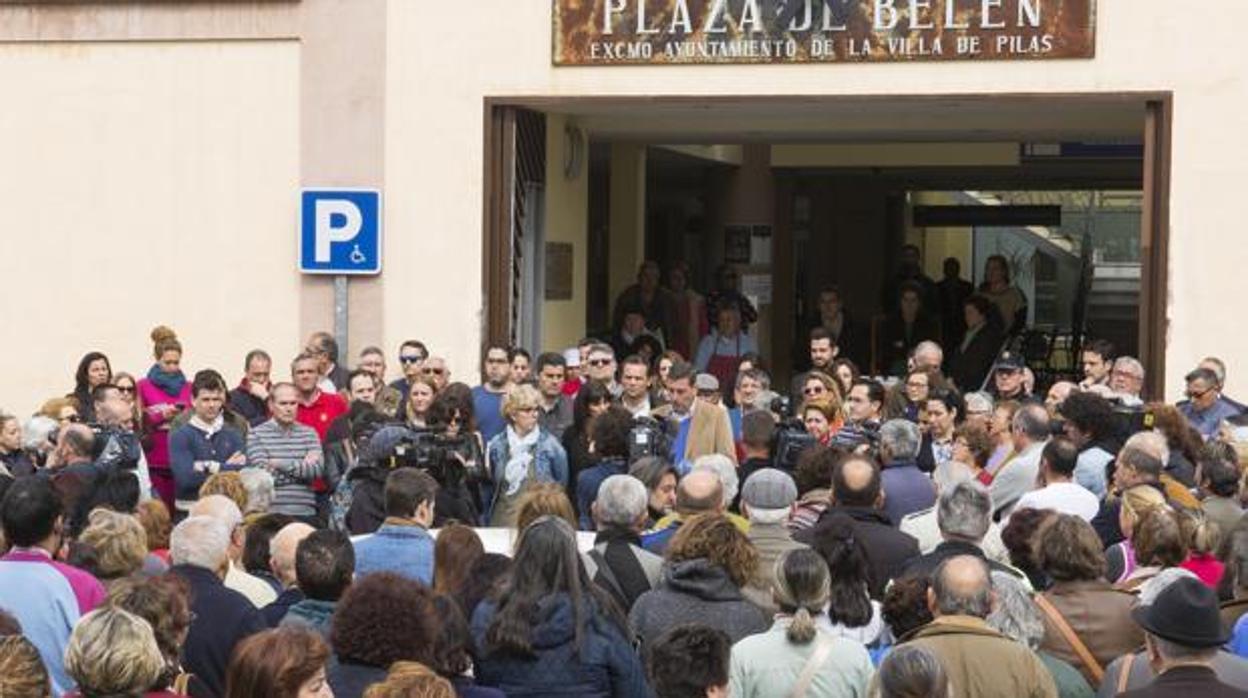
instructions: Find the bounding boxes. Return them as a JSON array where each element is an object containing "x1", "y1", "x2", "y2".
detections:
[
  {"x1": 835, "y1": 379, "x2": 885, "y2": 454},
  {"x1": 344, "y1": 424, "x2": 477, "y2": 535},
  {"x1": 91, "y1": 384, "x2": 150, "y2": 498},
  {"x1": 575, "y1": 406, "x2": 634, "y2": 530}
]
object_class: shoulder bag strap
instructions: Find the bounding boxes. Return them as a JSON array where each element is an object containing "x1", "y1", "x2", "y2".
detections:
[
  {"x1": 1033, "y1": 593, "x2": 1104, "y2": 685},
  {"x1": 172, "y1": 671, "x2": 192, "y2": 695},
  {"x1": 788, "y1": 636, "x2": 834, "y2": 698},
  {"x1": 1115, "y1": 653, "x2": 1136, "y2": 695}
]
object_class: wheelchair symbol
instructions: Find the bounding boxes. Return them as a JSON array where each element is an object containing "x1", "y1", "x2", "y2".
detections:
[{"x1": 349, "y1": 245, "x2": 366, "y2": 265}]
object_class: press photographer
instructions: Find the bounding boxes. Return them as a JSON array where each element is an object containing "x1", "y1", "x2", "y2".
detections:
[{"x1": 347, "y1": 415, "x2": 481, "y2": 534}]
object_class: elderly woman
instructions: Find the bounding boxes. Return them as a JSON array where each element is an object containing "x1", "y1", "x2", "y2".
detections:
[
  {"x1": 987, "y1": 571, "x2": 1093, "y2": 698},
  {"x1": 729, "y1": 549, "x2": 874, "y2": 697},
  {"x1": 694, "y1": 302, "x2": 758, "y2": 397},
  {"x1": 875, "y1": 646, "x2": 950, "y2": 698},
  {"x1": 952, "y1": 423, "x2": 995, "y2": 484},
  {"x1": 226, "y1": 627, "x2": 333, "y2": 698},
  {"x1": 471, "y1": 517, "x2": 647, "y2": 697},
  {"x1": 630, "y1": 513, "x2": 770, "y2": 647},
  {"x1": 78, "y1": 508, "x2": 152, "y2": 586},
  {"x1": 483, "y1": 384, "x2": 569, "y2": 527},
  {"x1": 63, "y1": 607, "x2": 171, "y2": 698},
  {"x1": 108, "y1": 575, "x2": 195, "y2": 696},
  {"x1": 801, "y1": 397, "x2": 842, "y2": 447},
  {"x1": 885, "y1": 368, "x2": 940, "y2": 423},
  {"x1": 1035, "y1": 514, "x2": 1144, "y2": 686}
]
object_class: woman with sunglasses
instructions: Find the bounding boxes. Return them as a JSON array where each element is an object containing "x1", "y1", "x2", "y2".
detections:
[
  {"x1": 70, "y1": 351, "x2": 113, "y2": 424},
  {"x1": 560, "y1": 381, "x2": 613, "y2": 510},
  {"x1": 112, "y1": 372, "x2": 145, "y2": 432},
  {"x1": 39, "y1": 396, "x2": 81, "y2": 426}
]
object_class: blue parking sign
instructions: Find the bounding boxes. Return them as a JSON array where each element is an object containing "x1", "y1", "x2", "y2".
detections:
[{"x1": 300, "y1": 189, "x2": 382, "y2": 275}]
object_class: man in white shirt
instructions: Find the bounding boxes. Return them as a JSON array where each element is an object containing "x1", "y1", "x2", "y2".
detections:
[{"x1": 1010, "y1": 437, "x2": 1099, "y2": 522}]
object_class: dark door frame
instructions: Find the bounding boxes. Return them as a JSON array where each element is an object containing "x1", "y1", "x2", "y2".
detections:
[{"x1": 482, "y1": 92, "x2": 1172, "y2": 395}]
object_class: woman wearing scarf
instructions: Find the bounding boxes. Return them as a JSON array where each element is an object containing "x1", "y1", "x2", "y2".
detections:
[
  {"x1": 136, "y1": 325, "x2": 192, "y2": 513},
  {"x1": 482, "y1": 384, "x2": 568, "y2": 527}
]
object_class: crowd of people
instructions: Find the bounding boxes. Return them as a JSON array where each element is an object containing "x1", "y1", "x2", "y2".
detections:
[{"x1": 3, "y1": 264, "x2": 1248, "y2": 697}]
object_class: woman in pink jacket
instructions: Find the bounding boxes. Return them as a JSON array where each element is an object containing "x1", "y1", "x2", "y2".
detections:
[{"x1": 136, "y1": 325, "x2": 191, "y2": 513}]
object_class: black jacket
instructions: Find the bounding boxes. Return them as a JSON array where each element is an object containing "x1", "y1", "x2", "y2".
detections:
[
  {"x1": 876, "y1": 313, "x2": 940, "y2": 376},
  {"x1": 227, "y1": 387, "x2": 269, "y2": 427},
  {"x1": 898, "y1": 540, "x2": 1023, "y2": 582},
  {"x1": 793, "y1": 507, "x2": 920, "y2": 599},
  {"x1": 328, "y1": 661, "x2": 388, "y2": 698},
  {"x1": 1119, "y1": 665, "x2": 1244, "y2": 698},
  {"x1": 173, "y1": 564, "x2": 268, "y2": 698},
  {"x1": 949, "y1": 324, "x2": 1005, "y2": 392}
]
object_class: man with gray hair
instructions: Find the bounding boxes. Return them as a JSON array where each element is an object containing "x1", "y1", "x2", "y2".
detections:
[
  {"x1": 692, "y1": 453, "x2": 740, "y2": 515},
  {"x1": 905, "y1": 555, "x2": 1058, "y2": 697},
  {"x1": 1199, "y1": 356, "x2": 1248, "y2": 413},
  {"x1": 901, "y1": 461, "x2": 1011, "y2": 565},
  {"x1": 739, "y1": 468, "x2": 807, "y2": 613},
  {"x1": 912, "y1": 341, "x2": 944, "y2": 374},
  {"x1": 879, "y1": 419, "x2": 936, "y2": 525},
  {"x1": 900, "y1": 481, "x2": 1025, "y2": 584},
  {"x1": 1091, "y1": 430, "x2": 1198, "y2": 549},
  {"x1": 584, "y1": 474, "x2": 663, "y2": 611},
  {"x1": 238, "y1": 467, "x2": 274, "y2": 516},
  {"x1": 170, "y1": 515, "x2": 267, "y2": 698},
  {"x1": 989, "y1": 403, "x2": 1050, "y2": 520},
  {"x1": 190, "y1": 494, "x2": 277, "y2": 607}
]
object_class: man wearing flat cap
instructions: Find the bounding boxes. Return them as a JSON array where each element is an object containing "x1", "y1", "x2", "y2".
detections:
[{"x1": 1120, "y1": 577, "x2": 1241, "y2": 696}]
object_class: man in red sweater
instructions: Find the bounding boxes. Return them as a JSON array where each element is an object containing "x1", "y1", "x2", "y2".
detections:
[{"x1": 292, "y1": 352, "x2": 347, "y2": 443}]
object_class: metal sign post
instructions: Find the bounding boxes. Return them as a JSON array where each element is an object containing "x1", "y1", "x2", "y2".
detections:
[{"x1": 300, "y1": 189, "x2": 382, "y2": 359}]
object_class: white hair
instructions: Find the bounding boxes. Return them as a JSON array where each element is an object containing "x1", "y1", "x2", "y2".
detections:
[
  {"x1": 595, "y1": 475, "x2": 648, "y2": 527},
  {"x1": 22, "y1": 415, "x2": 57, "y2": 451},
  {"x1": 693, "y1": 454, "x2": 738, "y2": 508},
  {"x1": 964, "y1": 392, "x2": 995, "y2": 415},
  {"x1": 189, "y1": 494, "x2": 243, "y2": 532},
  {"x1": 238, "y1": 468, "x2": 274, "y2": 515},
  {"x1": 269, "y1": 523, "x2": 315, "y2": 584},
  {"x1": 933, "y1": 460, "x2": 975, "y2": 492},
  {"x1": 914, "y1": 341, "x2": 944, "y2": 365},
  {"x1": 748, "y1": 507, "x2": 791, "y2": 525},
  {"x1": 880, "y1": 419, "x2": 922, "y2": 462},
  {"x1": 1138, "y1": 567, "x2": 1199, "y2": 605},
  {"x1": 170, "y1": 516, "x2": 230, "y2": 570},
  {"x1": 1123, "y1": 430, "x2": 1170, "y2": 467}
]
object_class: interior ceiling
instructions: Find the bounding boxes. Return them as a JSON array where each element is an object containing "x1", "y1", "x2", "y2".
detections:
[{"x1": 533, "y1": 95, "x2": 1147, "y2": 144}]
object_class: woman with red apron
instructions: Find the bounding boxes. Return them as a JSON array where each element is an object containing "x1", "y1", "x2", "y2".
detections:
[{"x1": 694, "y1": 301, "x2": 758, "y2": 402}]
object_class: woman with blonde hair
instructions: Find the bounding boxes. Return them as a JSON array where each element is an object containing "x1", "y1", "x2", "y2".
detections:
[
  {"x1": 0, "y1": 634, "x2": 51, "y2": 698},
  {"x1": 78, "y1": 508, "x2": 149, "y2": 586},
  {"x1": 1105, "y1": 484, "x2": 1168, "y2": 583},
  {"x1": 729, "y1": 548, "x2": 874, "y2": 697},
  {"x1": 405, "y1": 375, "x2": 439, "y2": 428},
  {"x1": 482, "y1": 384, "x2": 569, "y2": 526},
  {"x1": 39, "y1": 396, "x2": 80, "y2": 426},
  {"x1": 136, "y1": 326, "x2": 192, "y2": 513},
  {"x1": 363, "y1": 662, "x2": 455, "y2": 698},
  {"x1": 513, "y1": 482, "x2": 577, "y2": 532},
  {"x1": 198, "y1": 472, "x2": 248, "y2": 514},
  {"x1": 63, "y1": 607, "x2": 170, "y2": 698}
]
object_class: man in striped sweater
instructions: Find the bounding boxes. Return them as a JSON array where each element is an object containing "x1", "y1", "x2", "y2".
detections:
[{"x1": 246, "y1": 383, "x2": 324, "y2": 523}]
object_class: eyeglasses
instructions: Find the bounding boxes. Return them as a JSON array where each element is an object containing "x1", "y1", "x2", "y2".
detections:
[
  {"x1": 588, "y1": 358, "x2": 613, "y2": 367},
  {"x1": 60, "y1": 415, "x2": 81, "y2": 424},
  {"x1": 115, "y1": 385, "x2": 136, "y2": 394},
  {"x1": 803, "y1": 386, "x2": 826, "y2": 396},
  {"x1": 1185, "y1": 386, "x2": 1216, "y2": 400},
  {"x1": 515, "y1": 406, "x2": 539, "y2": 414},
  {"x1": 422, "y1": 367, "x2": 445, "y2": 376},
  {"x1": 399, "y1": 355, "x2": 425, "y2": 365}
]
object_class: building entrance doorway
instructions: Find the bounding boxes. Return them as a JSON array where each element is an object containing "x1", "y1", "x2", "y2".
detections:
[{"x1": 483, "y1": 94, "x2": 1171, "y2": 398}]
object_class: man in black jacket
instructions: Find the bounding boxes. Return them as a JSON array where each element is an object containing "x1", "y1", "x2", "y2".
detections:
[
  {"x1": 170, "y1": 515, "x2": 267, "y2": 698},
  {"x1": 794, "y1": 455, "x2": 919, "y2": 598}
]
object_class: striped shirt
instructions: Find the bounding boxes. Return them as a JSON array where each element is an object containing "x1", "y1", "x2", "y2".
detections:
[{"x1": 246, "y1": 419, "x2": 323, "y2": 518}]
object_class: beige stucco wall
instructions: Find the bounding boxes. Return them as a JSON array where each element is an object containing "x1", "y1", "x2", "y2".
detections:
[
  {"x1": 0, "y1": 39, "x2": 301, "y2": 412},
  {"x1": 2, "y1": 0, "x2": 1247, "y2": 412}
]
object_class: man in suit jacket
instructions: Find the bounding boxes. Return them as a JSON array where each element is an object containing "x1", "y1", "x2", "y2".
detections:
[{"x1": 652, "y1": 361, "x2": 736, "y2": 473}]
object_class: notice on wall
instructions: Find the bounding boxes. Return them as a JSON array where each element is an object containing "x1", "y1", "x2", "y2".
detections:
[
  {"x1": 553, "y1": 0, "x2": 1095, "y2": 66},
  {"x1": 545, "y1": 242, "x2": 574, "y2": 300},
  {"x1": 725, "y1": 225, "x2": 752, "y2": 264}
]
